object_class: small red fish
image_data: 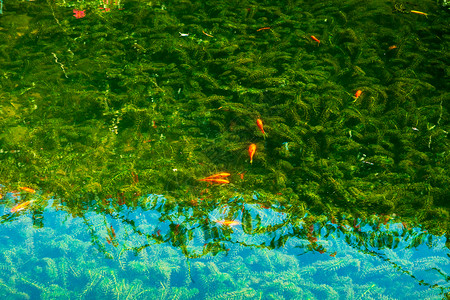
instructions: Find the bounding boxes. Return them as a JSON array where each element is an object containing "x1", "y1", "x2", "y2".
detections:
[
  {"x1": 354, "y1": 90, "x2": 362, "y2": 98},
  {"x1": 19, "y1": 187, "x2": 36, "y2": 193},
  {"x1": 199, "y1": 178, "x2": 230, "y2": 184},
  {"x1": 249, "y1": 143, "x2": 256, "y2": 164},
  {"x1": 204, "y1": 172, "x2": 231, "y2": 179},
  {"x1": 215, "y1": 220, "x2": 240, "y2": 226},
  {"x1": 202, "y1": 30, "x2": 214, "y2": 37},
  {"x1": 410, "y1": 10, "x2": 428, "y2": 17},
  {"x1": 11, "y1": 200, "x2": 34, "y2": 213},
  {"x1": 257, "y1": 27, "x2": 271, "y2": 32},
  {"x1": 311, "y1": 35, "x2": 320, "y2": 44},
  {"x1": 199, "y1": 172, "x2": 231, "y2": 184},
  {"x1": 256, "y1": 119, "x2": 265, "y2": 135}
]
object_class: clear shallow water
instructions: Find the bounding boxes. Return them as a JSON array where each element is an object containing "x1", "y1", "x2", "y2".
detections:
[
  {"x1": 1, "y1": 194, "x2": 448, "y2": 299},
  {"x1": 1, "y1": 0, "x2": 449, "y2": 298}
]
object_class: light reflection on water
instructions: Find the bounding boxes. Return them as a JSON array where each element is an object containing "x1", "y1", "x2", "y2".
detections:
[{"x1": 0, "y1": 194, "x2": 449, "y2": 299}]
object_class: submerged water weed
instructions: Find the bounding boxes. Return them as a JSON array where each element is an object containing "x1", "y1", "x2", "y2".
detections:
[
  {"x1": 0, "y1": 190, "x2": 448, "y2": 299},
  {"x1": 0, "y1": 0, "x2": 449, "y2": 248}
]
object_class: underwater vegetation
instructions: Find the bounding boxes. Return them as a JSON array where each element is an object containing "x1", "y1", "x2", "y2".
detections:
[
  {"x1": 0, "y1": 195, "x2": 449, "y2": 299},
  {"x1": 0, "y1": 0, "x2": 449, "y2": 297},
  {"x1": 1, "y1": 0, "x2": 448, "y2": 241}
]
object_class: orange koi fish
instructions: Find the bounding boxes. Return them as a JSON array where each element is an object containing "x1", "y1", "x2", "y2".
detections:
[
  {"x1": 11, "y1": 200, "x2": 34, "y2": 213},
  {"x1": 257, "y1": 27, "x2": 271, "y2": 32},
  {"x1": 256, "y1": 119, "x2": 265, "y2": 135},
  {"x1": 199, "y1": 178, "x2": 230, "y2": 184},
  {"x1": 198, "y1": 172, "x2": 231, "y2": 184},
  {"x1": 202, "y1": 30, "x2": 214, "y2": 37},
  {"x1": 204, "y1": 172, "x2": 231, "y2": 179},
  {"x1": 311, "y1": 35, "x2": 320, "y2": 45},
  {"x1": 410, "y1": 10, "x2": 428, "y2": 17},
  {"x1": 215, "y1": 220, "x2": 240, "y2": 226},
  {"x1": 353, "y1": 90, "x2": 362, "y2": 102},
  {"x1": 19, "y1": 187, "x2": 36, "y2": 193},
  {"x1": 249, "y1": 143, "x2": 256, "y2": 164}
]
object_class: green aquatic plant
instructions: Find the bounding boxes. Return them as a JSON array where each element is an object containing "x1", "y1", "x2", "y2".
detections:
[
  {"x1": 0, "y1": 0, "x2": 450, "y2": 297},
  {"x1": 1, "y1": 203, "x2": 449, "y2": 298}
]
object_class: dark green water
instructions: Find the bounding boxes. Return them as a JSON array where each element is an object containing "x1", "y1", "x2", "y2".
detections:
[{"x1": 0, "y1": 0, "x2": 449, "y2": 298}]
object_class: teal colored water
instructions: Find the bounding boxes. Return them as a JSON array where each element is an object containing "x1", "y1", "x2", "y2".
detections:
[{"x1": 1, "y1": 194, "x2": 449, "y2": 299}]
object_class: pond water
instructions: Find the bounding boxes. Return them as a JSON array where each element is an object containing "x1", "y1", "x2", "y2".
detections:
[
  {"x1": 1, "y1": 0, "x2": 449, "y2": 299},
  {"x1": 0, "y1": 193, "x2": 449, "y2": 299}
]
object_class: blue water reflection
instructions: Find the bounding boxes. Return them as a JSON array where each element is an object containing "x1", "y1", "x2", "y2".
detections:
[{"x1": 0, "y1": 194, "x2": 448, "y2": 299}]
